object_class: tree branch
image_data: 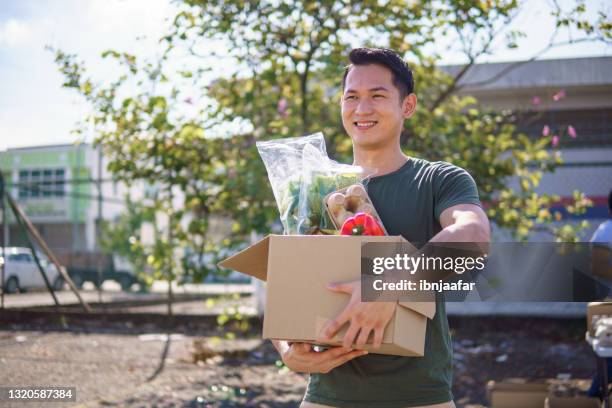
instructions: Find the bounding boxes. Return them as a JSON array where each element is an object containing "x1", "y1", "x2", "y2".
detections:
[{"x1": 428, "y1": 7, "x2": 523, "y2": 111}]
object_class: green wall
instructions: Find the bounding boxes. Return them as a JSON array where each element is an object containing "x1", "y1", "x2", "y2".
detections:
[{"x1": 0, "y1": 145, "x2": 92, "y2": 222}]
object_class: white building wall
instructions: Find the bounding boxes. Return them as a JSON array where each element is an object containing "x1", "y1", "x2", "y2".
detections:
[{"x1": 535, "y1": 148, "x2": 612, "y2": 197}]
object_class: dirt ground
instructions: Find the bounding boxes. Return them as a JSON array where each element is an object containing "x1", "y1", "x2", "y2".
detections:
[{"x1": 0, "y1": 315, "x2": 598, "y2": 408}]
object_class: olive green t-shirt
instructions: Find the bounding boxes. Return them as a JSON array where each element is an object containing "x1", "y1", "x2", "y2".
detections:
[{"x1": 304, "y1": 157, "x2": 482, "y2": 408}]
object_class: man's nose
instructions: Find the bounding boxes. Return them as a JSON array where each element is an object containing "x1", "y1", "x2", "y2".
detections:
[{"x1": 355, "y1": 98, "x2": 374, "y2": 115}]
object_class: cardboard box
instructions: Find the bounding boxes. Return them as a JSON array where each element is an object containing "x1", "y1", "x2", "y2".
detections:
[
  {"x1": 219, "y1": 235, "x2": 435, "y2": 356},
  {"x1": 587, "y1": 302, "x2": 612, "y2": 337},
  {"x1": 488, "y1": 379, "x2": 600, "y2": 408},
  {"x1": 487, "y1": 380, "x2": 549, "y2": 408},
  {"x1": 548, "y1": 378, "x2": 592, "y2": 398},
  {"x1": 545, "y1": 396, "x2": 600, "y2": 408}
]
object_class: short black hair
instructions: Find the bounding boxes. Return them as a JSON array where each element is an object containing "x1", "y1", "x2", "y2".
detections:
[{"x1": 342, "y1": 47, "x2": 414, "y2": 102}]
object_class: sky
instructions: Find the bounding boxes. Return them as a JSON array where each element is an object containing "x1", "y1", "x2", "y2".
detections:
[{"x1": 0, "y1": 0, "x2": 610, "y2": 151}]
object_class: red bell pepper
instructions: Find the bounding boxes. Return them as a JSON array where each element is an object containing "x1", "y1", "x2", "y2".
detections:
[{"x1": 340, "y1": 212, "x2": 385, "y2": 236}]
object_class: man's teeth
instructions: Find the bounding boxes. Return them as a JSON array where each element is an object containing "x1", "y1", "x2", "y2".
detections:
[{"x1": 355, "y1": 121, "x2": 377, "y2": 128}]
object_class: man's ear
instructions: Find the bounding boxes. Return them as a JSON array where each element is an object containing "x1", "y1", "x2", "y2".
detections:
[{"x1": 402, "y1": 93, "x2": 417, "y2": 119}]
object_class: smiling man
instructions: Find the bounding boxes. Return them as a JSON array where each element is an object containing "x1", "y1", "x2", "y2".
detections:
[{"x1": 272, "y1": 48, "x2": 490, "y2": 408}]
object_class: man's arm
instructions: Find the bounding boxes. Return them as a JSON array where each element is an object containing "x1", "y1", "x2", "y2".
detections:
[
  {"x1": 271, "y1": 339, "x2": 367, "y2": 373},
  {"x1": 432, "y1": 203, "x2": 490, "y2": 244},
  {"x1": 321, "y1": 203, "x2": 491, "y2": 349}
]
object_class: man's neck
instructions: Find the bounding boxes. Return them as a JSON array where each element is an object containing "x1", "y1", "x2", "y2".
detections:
[{"x1": 352, "y1": 146, "x2": 410, "y2": 177}]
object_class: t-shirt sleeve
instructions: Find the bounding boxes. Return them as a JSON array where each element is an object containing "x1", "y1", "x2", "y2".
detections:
[
  {"x1": 590, "y1": 221, "x2": 612, "y2": 247},
  {"x1": 432, "y1": 161, "x2": 482, "y2": 221}
]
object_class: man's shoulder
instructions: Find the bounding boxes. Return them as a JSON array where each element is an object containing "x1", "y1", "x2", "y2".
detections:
[
  {"x1": 409, "y1": 157, "x2": 465, "y2": 170},
  {"x1": 592, "y1": 220, "x2": 612, "y2": 243},
  {"x1": 409, "y1": 157, "x2": 471, "y2": 177}
]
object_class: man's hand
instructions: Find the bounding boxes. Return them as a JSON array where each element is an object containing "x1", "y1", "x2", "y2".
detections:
[
  {"x1": 275, "y1": 341, "x2": 368, "y2": 374},
  {"x1": 320, "y1": 280, "x2": 396, "y2": 349}
]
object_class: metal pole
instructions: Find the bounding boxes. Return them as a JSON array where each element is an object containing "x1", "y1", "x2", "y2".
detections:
[
  {"x1": 166, "y1": 185, "x2": 173, "y2": 317},
  {"x1": 96, "y1": 146, "x2": 103, "y2": 303},
  {"x1": 7, "y1": 193, "x2": 91, "y2": 312},
  {"x1": 7, "y1": 193, "x2": 60, "y2": 308},
  {"x1": 4, "y1": 174, "x2": 9, "y2": 249},
  {"x1": 1, "y1": 172, "x2": 6, "y2": 309},
  {"x1": 72, "y1": 144, "x2": 81, "y2": 252}
]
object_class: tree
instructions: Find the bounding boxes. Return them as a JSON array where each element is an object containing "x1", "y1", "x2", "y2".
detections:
[
  {"x1": 51, "y1": 46, "x2": 278, "y2": 298},
  {"x1": 52, "y1": 0, "x2": 610, "y2": 300},
  {"x1": 166, "y1": 0, "x2": 607, "y2": 241}
]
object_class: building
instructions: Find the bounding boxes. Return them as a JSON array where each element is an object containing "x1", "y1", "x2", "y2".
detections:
[
  {"x1": 443, "y1": 56, "x2": 612, "y2": 238},
  {"x1": 0, "y1": 143, "x2": 230, "y2": 257},
  {"x1": 0, "y1": 143, "x2": 142, "y2": 253}
]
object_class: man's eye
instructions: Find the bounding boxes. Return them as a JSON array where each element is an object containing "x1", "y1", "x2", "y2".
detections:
[
  {"x1": 373, "y1": 95, "x2": 385, "y2": 98},
  {"x1": 345, "y1": 95, "x2": 357, "y2": 100}
]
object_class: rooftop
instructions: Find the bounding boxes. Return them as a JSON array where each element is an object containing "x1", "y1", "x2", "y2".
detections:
[
  {"x1": 441, "y1": 56, "x2": 612, "y2": 91},
  {"x1": 1, "y1": 143, "x2": 89, "y2": 153}
]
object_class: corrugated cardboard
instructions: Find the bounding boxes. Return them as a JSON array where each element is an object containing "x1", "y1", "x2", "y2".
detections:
[
  {"x1": 487, "y1": 380, "x2": 549, "y2": 408},
  {"x1": 587, "y1": 301, "x2": 612, "y2": 337},
  {"x1": 545, "y1": 396, "x2": 600, "y2": 408},
  {"x1": 219, "y1": 235, "x2": 436, "y2": 356}
]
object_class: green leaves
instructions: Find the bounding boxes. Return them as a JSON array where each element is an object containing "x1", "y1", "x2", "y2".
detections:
[{"x1": 52, "y1": 0, "x2": 606, "y2": 285}]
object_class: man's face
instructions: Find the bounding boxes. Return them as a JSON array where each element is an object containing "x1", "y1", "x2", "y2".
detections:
[{"x1": 341, "y1": 64, "x2": 415, "y2": 150}]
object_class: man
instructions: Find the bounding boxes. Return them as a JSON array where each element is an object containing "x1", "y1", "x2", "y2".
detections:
[{"x1": 272, "y1": 48, "x2": 490, "y2": 408}]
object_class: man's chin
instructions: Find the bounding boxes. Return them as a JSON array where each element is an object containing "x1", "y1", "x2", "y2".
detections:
[{"x1": 351, "y1": 134, "x2": 385, "y2": 149}]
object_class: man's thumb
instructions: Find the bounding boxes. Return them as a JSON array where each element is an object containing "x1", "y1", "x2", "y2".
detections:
[{"x1": 327, "y1": 281, "x2": 352, "y2": 294}]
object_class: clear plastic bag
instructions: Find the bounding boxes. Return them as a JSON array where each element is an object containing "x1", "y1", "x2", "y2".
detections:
[
  {"x1": 296, "y1": 144, "x2": 364, "y2": 234},
  {"x1": 256, "y1": 132, "x2": 328, "y2": 234}
]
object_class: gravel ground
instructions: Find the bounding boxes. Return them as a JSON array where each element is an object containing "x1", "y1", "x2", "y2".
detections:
[{"x1": 0, "y1": 316, "x2": 598, "y2": 408}]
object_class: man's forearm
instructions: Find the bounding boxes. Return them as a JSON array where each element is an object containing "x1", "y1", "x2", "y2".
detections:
[
  {"x1": 430, "y1": 220, "x2": 490, "y2": 244},
  {"x1": 386, "y1": 219, "x2": 490, "y2": 282}
]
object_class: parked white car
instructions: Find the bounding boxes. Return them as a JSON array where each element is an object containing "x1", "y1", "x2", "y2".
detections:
[{"x1": 1, "y1": 247, "x2": 62, "y2": 293}]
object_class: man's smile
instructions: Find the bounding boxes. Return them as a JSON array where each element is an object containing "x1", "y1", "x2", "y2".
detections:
[{"x1": 354, "y1": 120, "x2": 378, "y2": 130}]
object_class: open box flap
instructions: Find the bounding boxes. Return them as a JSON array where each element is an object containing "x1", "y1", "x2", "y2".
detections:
[
  {"x1": 218, "y1": 236, "x2": 270, "y2": 282},
  {"x1": 398, "y1": 300, "x2": 436, "y2": 319}
]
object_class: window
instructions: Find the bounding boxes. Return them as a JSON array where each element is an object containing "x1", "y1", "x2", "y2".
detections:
[
  {"x1": 18, "y1": 170, "x2": 28, "y2": 198},
  {"x1": 17, "y1": 168, "x2": 66, "y2": 199},
  {"x1": 54, "y1": 169, "x2": 65, "y2": 197},
  {"x1": 30, "y1": 170, "x2": 41, "y2": 197},
  {"x1": 43, "y1": 169, "x2": 53, "y2": 197},
  {"x1": 8, "y1": 253, "x2": 31, "y2": 262}
]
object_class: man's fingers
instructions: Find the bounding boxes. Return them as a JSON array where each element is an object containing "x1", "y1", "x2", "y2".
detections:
[
  {"x1": 373, "y1": 327, "x2": 384, "y2": 348},
  {"x1": 342, "y1": 323, "x2": 360, "y2": 349},
  {"x1": 308, "y1": 345, "x2": 353, "y2": 366},
  {"x1": 324, "y1": 349, "x2": 368, "y2": 373},
  {"x1": 318, "y1": 345, "x2": 353, "y2": 359},
  {"x1": 323, "y1": 312, "x2": 350, "y2": 339},
  {"x1": 355, "y1": 326, "x2": 373, "y2": 348},
  {"x1": 299, "y1": 343, "x2": 312, "y2": 352},
  {"x1": 327, "y1": 280, "x2": 355, "y2": 294},
  {"x1": 289, "y1": 342, "x2": 313, "y2": 356}
]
